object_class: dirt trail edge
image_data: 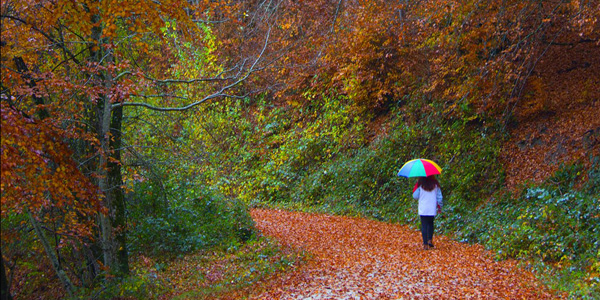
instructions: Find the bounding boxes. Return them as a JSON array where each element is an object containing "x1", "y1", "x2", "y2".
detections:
[{"x1": 226, "y1": 209, "x2": 560, "y2": 299}]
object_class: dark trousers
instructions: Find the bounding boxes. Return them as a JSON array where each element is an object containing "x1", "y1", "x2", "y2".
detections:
[{"x1": 420, "y1": 215, "x2": 435, "y2": 245}]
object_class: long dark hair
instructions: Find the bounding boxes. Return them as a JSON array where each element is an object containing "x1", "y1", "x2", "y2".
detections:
[{"x1": 417, "y1": 175, "x2": 440, "y2": 191}]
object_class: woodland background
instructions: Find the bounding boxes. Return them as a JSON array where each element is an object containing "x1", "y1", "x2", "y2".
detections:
[{"x1": 1, "y1": 0, "x2": 599, "y2": 299}]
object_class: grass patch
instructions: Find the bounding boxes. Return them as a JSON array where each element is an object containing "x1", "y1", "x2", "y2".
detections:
[{"x1": 124, "y1": 237, "x2": 305, "y2": 300}]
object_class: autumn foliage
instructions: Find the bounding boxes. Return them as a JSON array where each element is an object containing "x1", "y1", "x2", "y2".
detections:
[
  {"x1": 252, "y1": 0, "x2": 599, "y2": 119},
  {"x1": 1, "y1": 103, "x2": 100, "y2": 226},
  {"x1": 1, "y1": 0, "x2": 599, "y2": 298},
  {"x1": 2, "y1": 0, "x2": 246, "y2": 297}
]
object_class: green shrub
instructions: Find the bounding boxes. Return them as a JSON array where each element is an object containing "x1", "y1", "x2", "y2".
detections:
[
  {"x1": 83, "y1": 272, "x2": 165, "y2": 300},
  {"x1": 191, "y1": 189, "x2": 256, "y2": 246},
  {"x1": 128, "y1": 207, "x2": 205, "y2": 254},
  {"x1": 128, "y1": 184, "x2": 255, "y2": 255}
]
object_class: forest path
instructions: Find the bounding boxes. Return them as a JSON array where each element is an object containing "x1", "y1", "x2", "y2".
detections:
[{"x1": 226, "y1": 208, "x2": 559, "y2": 299}]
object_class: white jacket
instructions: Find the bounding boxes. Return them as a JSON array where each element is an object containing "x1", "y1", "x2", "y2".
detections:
[{"x1": 413, "y1": 186, "x2": 443, "y2": 216}]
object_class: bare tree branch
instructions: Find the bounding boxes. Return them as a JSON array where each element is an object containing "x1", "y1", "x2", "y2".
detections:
[
  {"x1": 331, "y1": 0, "x2": 344, "y2": 34},
  {"x1": 114, "y1": 91, "x2": 223, "y2": 111},
  {"x1": 114, "y1": 26, "x2": 273, "y2": 112},
  {"x1": 142, "y1": 64, "x2": 240, "y2": 84},
  {"x1": 129, "y1": 94, "x2": 189, "y2": 100}
]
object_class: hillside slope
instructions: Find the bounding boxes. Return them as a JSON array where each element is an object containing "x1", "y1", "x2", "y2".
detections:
[{"x1": 500, "y1": 35, "x2": 600, "y2": 189}]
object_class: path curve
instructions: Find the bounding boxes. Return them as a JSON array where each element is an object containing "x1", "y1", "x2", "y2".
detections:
[{"x1": 229, "y1": 209, "x2": 559, "y2": 299}]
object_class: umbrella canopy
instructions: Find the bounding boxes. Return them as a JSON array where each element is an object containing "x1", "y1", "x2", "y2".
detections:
[{"x1": 397, "y1": 159, "x2": 442, "y2": 178}]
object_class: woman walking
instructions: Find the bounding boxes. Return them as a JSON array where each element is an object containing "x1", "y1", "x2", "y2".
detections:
[{"x1": 413, "y1": 175, "x2": 443, "y2": 250}]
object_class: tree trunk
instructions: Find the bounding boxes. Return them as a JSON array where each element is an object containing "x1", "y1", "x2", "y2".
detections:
[
  {"x1": 12, "y1": 57, "x2": 49, "y2": 119},
  {"x1": 1, "y1": 252, "x2": 12, "y2": 300},
  {"x1": 109, "y1": 105, "x2": 129, "y2": 275},
  {"x1": 27, "y1": 210, "x2": 75, "y2": 297},
  {"x1": 88, "y1": 8, "x2": 129, "y2": 274},
  {"x1": 87, "y1": 9, "x2": 116, "y2": 273},
  {"x1": 98, "y1": 89, "x2": 114, "y2": 270},
  {"x1": 95, "y1": 49, "x2": 129, "y2": 276}
]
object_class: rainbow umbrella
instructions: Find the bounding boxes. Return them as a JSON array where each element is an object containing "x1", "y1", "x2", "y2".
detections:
[{"x1": 397, "y1": 159, "x2": 442, "y2": 178}]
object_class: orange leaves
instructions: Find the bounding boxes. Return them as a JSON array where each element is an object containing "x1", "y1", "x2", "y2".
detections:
[
  {"x1": 1, "y1": 103, "x2": 100, "y2": 235},
  {"x1": 256, "y1": 0, "x2": 600, "y2": 121},
  {"x1": 240, "y1": 209, "x2": 560, "y2": 299}
]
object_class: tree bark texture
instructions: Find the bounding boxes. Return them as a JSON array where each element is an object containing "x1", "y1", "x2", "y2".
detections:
[{"x1": 109, "y1": 105, "x2": 129, "y2": 275}]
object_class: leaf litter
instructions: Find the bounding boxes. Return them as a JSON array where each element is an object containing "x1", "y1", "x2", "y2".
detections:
[{"x1": 222, "y1": 209, "x2": 561, "y2": 299}]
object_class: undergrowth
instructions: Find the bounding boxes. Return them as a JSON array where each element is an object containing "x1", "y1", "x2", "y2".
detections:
[
  {"x1": 83, "y1": 237, "x2": 304, "y2": 299},
  {"x1": 127, "y1": 185, "x2": 255, "y2": 256},
  {"x1": 447, "y1": 159, "x2": 600, "y2": 299}
]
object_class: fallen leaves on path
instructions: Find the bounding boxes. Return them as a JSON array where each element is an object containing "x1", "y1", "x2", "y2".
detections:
[{"x1": 224, "y1": 209, "x2": 560, "y2": 299}]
